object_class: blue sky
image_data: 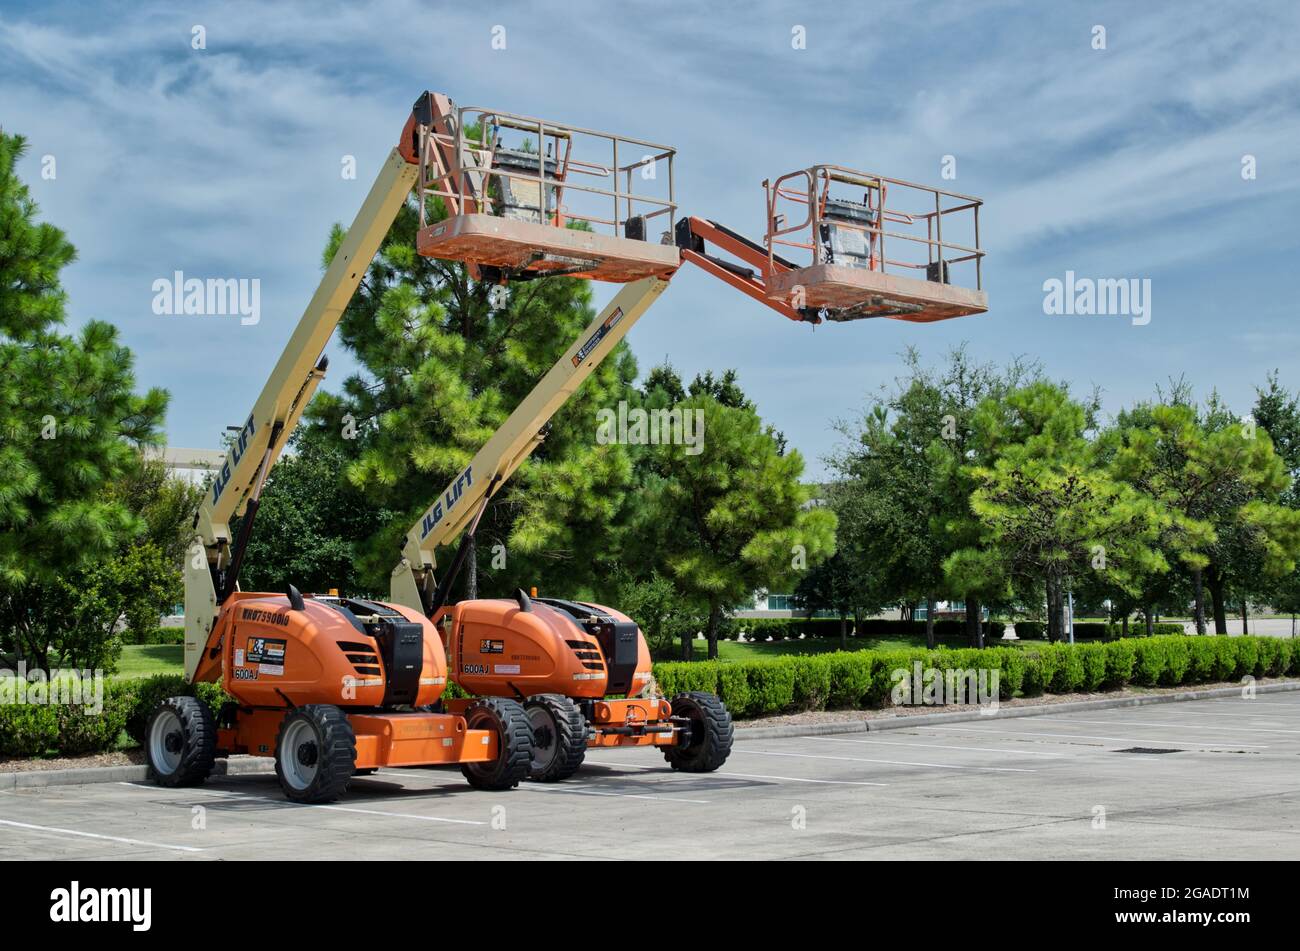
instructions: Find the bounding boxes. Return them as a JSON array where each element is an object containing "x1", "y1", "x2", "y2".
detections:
[{"x1": 3, "y1": 0, "x2": 1298, "y2": 480}]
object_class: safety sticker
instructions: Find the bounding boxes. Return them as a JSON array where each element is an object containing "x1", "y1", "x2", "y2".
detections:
[
  {"x1": 572, "y1": 308, "x2": 624, "y2": 367},
  {"x1": 246, "y1": 636, "x2": 286, "y2": 665},
  {"x1": 258, "y1": 664, "x2": 285, "y2": 677},
  {"x1": 493, "y1": 663, "x2": 521, "y2": 675},
  {"x1": 233, "y1": 648, "x2": 245, "y2": 666},
  {"x1": 480, "y1": 639, "x2": 504, "y2": 654}
]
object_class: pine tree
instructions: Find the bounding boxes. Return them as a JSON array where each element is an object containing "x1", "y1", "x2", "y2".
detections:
[
  {"x1": 0, "y1": 130, "x2": 167, "y2": 667},
  {"x1": 946, "y1": 381, "x2": 1167, "y2": 642},
  {"x1": 628, "y1": 366, "x2": 836, "y2": 659}
]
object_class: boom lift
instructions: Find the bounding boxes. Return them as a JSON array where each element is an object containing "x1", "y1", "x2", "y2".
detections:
[
  {"x1": 149, "y1": 89, "x2": 988, "y2": 801},
  {"x1": 146, "y1": 95, "x2": 551, "y2": 804},
  {"x1": 387, "y1": 105, "x2": 987, "y2": 782},
  {"x1": 387, "y1": 98, "x2": 727, "y2": 781}
]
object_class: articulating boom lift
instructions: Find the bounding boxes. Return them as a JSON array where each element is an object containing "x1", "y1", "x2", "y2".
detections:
[
  {"x1": 386, "y1": 100, "x2": 987, "y2": 782},
  {"x1": 151, "y1": 96, "x2": 548, "y2": 803},
  {"x1": 150, "y1": 89, "x2": 987, "y2": 802}
]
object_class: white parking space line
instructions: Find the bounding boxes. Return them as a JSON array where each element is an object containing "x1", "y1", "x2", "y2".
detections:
[
  {"x1": 732, "y1": 748, "x2": 1037, "y2": 772},
  {"x1": 116, "y1": 781, "x2": 484, "y2": 824},
  {"x1": 519, "y1": 783, "x2": 711, "y2": 804},
  {"x1": 304, "y1": 802, "x2": 485, "y2": 824},
  {"x1": 0, "y1": 817, "x2": 204, "y2": 853},
  {"x1": 610, "y1": 762, "x2": 888, "y2": 786},
  {"x1": 118, "y1": 781, "x2": 250, "y2": 798},
  {"x1": 1121, "y1": 708, "x2": 1300, "y2": 721},
  {"x1": 917, "y1": 724, "x2": 1270, "y2": 748},
  {"x1": 1032, "y1": 715, "x2": 1300, "y2": 736},
  {"x1": 1201, "y1": 699, "x2": 1300, "y2": 709},
  {"x1": 809, "y1": 735, "x2": 1070, "y2": 757}
]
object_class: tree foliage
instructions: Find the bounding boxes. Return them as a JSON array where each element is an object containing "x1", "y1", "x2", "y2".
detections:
[
  {"x1": 628, "y1": 365, "x2": 835, "y2": 658},
  {"x1": 0, "y1": 130, "x2": 168, "y2": 671}
]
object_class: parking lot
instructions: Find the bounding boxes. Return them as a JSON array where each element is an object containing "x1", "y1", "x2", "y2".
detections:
[{"x1": 4, "y1": 692, "x2": 1300, "y2": 860}]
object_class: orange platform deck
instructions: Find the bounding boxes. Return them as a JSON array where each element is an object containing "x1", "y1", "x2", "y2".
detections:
[
  {"x1": 766, "y1": 264, "x2": 988, "y2": 323},
  {"x1": 418, "y1": 213, "x2": 682, "y2": 282}
]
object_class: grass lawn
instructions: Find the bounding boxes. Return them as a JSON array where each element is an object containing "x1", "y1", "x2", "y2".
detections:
[
  {"x1": 114, "y1": 644, "x2": 183, "y2": 679},
  {"x1": 4, "y1": 644, "x2": 184, "y2": 682},
  {"x1": 680, "y1": 634, "x2": 984, "y2": 663}
]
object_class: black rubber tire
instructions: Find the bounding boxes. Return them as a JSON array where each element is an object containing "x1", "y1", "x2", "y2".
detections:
[
  {"x1": 274, "y1": 705, "x2": 356, "y2": 803},
  {"x1": 460, "y1": 698, "x2": 532, "y2": 791},
  {"x1": 662, "y1": 692, "x2": 733, "y2": 773},
  {"x1": 523, "y1": 694, "x2": 587, "y2": 782},
  {"x1": 146, "y1": 696, "x2": 217, "y2": 787}
]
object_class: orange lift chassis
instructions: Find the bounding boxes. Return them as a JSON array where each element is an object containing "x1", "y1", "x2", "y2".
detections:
[{"x1": 148, "y1": 89, "x2": 988, "y2": 803}]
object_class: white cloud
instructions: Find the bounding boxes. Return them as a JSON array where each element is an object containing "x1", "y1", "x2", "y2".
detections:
[{"x1": 2, "y1": 0, "x2": 1296, "y2": 474}]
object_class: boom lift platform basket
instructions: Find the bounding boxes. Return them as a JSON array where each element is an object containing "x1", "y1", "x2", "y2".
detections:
[
  {"x1": 402, "y1": 92, "x2": 681, "y2": 283},
  {"x1": 677, "y1": 164, "x2": 987, "y2": 323}
]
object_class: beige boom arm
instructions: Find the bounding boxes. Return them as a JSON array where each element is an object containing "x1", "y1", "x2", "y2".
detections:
[
  {"x1": 390, "y1": 274, "x2": 671, "y2": 614},
  {"x1": 183, "y1": 148, "x2": 419, "y2": 680}
]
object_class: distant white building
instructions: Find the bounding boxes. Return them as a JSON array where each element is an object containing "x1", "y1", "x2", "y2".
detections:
[{"x1": 147, "y1": 447, "x2": 224, "y2": 487}]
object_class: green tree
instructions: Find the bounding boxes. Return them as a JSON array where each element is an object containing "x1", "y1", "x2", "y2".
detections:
[
  {"x1": 238, "y1": 427, "x2": 388, "y2": 595},
  {"x1": 0, "y1": 130, "x2": 167, "y2": 670},
  {"x1": 1109, "y1": 401, "x2": 1300, "y2": 634},
  {"x1": 829, "y1": 346, "x2": 1038, "y2": 647},
  {"x1": 947, "y1": 382, "x2": 1166, "y2": 642},
  {"x1": 630, "y1": 367, "x2": 835, "y2": 659},
  {"x1": 610, "y1": 569, "x2": 693, "y2": 658},
  {"x1": 110, "y1": 455, "x2": 206, "y2": 568},
  {"x1": 791, "y1": 550, "x2": 872, "y2": 648},
  {"x1": 1252, "y1": 373, "x2": 1300, "y2": 621}
]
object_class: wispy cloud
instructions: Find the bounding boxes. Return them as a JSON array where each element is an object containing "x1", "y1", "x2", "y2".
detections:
[{"x1": 2, "y1": 0, "x2": 1296, "y2": 475}]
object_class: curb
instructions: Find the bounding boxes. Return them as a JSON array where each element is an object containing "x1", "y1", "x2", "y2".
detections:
[
  {"x1": 732, "y1": 679, "x2": 1300, "y2": 741},
  {"x1": 0, "y1": 755, "x2": 274, "y2": 791}
]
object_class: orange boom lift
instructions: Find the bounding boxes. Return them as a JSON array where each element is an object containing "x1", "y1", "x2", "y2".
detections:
[
  {"x1": 148, "y1": 90, "x2": 987, "y2": 802},
  {"x1": 386, "y1": 96, "x2": 987, "y2": 782},
  {"x1": 145, "y1": 97, "x2": 546, "y2": 804}
]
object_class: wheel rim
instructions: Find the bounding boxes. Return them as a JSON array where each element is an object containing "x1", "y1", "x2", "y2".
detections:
[
  {"x1": 280, "y1": 718, "x2": 320, "y2": 791},
  {"x1": 149, "y1": 709, "x2": 184, "y2": 774},
  {"x1": 526, "y1": 705, "x2": 559, "y2": 772}
]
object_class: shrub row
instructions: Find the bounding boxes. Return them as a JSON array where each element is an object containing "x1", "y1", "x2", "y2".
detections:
[
  {"x1": 1012, "y1": 621, "x2": 1184, "y2": 640},
  {"x1": 740, "y1": 617, "x2": 1008, "y2": 642},
  {"x1": 652, "y1": 635, "x2": 1299, "y2": 720},
  {"x1": 129, "y1": 627, "x2": 186, "y2": 646},
  {"x1": 0, "y1": 675, "x2": 231, "y2": 759}
]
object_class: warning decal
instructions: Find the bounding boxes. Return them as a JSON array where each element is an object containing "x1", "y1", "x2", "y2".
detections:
[
  {"x1": 246, "y1": 636, "x2": 286, "y2": 666},
  {"x1": 571, "y1": 308, "x2": 624, "y2": 367}
]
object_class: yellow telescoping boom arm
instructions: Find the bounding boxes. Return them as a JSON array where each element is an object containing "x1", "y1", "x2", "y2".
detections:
[
  {"x1": 183, "y1": 148, "x2": 419, "y2": 680},
  {"x1": 390, "y1": 275, "x2": 671, "y2": 616}
]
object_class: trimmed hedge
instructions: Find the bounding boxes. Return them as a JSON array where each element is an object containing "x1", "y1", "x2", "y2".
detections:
[
  {"x1": 651, "y1": 634, "x2": 1300, "y2": 721},
  {"x1": 0, "y1": 674, "x2": 232, "y2": 760},
  {"x1": 740, "y1": 617, "x2": 1007, "y2": 643},
  {"x1": 130, "y1": 627, "x2": 186, "y2": 646},
  {"x1": 1012, "y1": 620, "x2": 1184, "y2": 641}
]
